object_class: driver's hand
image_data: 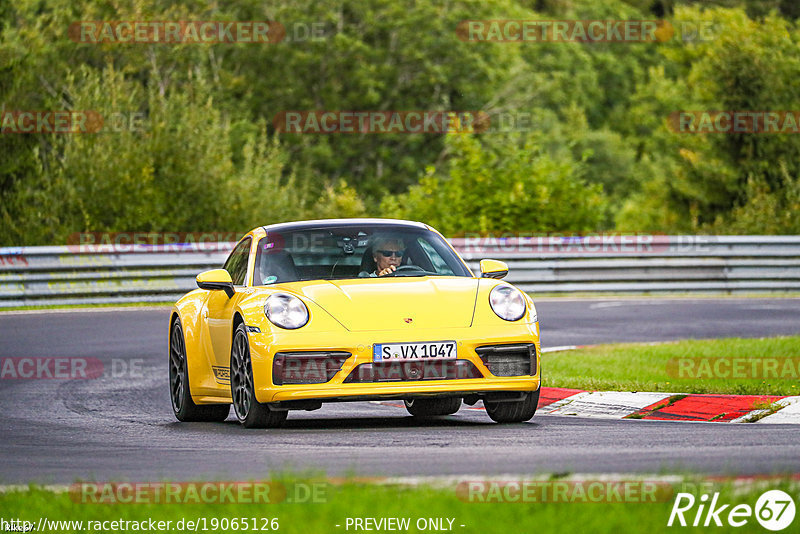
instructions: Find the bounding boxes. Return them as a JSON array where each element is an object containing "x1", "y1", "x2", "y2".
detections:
[{"x1": 378, "y1": 265, "x2": 397, "y2": 276}]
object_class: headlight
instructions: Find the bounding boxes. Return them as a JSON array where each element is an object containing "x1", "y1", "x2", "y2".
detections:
[
  {"x1": 489, "y1": 285, "x2": 526, "y2": 321},
  {"x1": 264, "y1": 293, "x2": 309, "y2": 329}
]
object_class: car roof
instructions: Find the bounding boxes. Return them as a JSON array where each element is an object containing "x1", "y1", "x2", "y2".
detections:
[{"x1": 261, "y1": 218, "x2": 429, "y2": 233}]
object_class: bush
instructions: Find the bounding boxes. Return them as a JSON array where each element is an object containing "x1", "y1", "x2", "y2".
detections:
[{"x1": 382, "y1": 133, "x2": 607, "y2": 235}]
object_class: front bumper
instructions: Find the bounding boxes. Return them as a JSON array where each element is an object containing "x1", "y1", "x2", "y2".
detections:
[{"x1": 247, "y1": 323, "x2": 540, "y2": 404}]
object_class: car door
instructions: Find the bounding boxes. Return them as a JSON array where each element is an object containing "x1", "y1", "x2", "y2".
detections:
[{"x1": 206, "y1": 237, "x2": 252, "y2": 383}]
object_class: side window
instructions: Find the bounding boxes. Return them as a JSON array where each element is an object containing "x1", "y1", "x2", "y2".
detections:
[
  {"x1": 223, "y1": 237, "x2": 252, "y2": 286},
  {"x1": 417, "y1": 238, "x2": 455, "y2": 275}
]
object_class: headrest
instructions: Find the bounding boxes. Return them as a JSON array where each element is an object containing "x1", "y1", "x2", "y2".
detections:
[{"x1": 259, "y1": 251, "x2": 298, "y2": 284}]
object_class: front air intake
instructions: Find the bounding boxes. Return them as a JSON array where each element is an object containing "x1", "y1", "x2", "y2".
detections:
[
  {"x1": 475, "y1": 343, "x2": 536, "y2": 377},
  {"x1": 272, "y1": 351, "x2": 350, "y2": 385},
  {"x1": 343, "y1": 360, "x2": 482, "y2": 383}
]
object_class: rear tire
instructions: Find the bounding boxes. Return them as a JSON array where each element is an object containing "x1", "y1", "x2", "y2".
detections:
[
  {"x1": 169, "y1": 318, "x2": 230, "y2": 422},
  {"x1": 404, "y1": 397, "x2": 461, "y2": 417},
  {"x1": 230, "y1": 323, "x2": 287, "y2": 429},
  {"x1": 484, "y1": 389, "x2": 539, "y2": 423}
]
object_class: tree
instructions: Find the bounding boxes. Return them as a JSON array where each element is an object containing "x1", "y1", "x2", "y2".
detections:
[{"x1": 382, "y1": 132, "x2": 607, "y2": 235}]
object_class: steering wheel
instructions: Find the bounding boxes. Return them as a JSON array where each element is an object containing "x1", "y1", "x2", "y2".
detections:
[{"x1": 383, "y1": 265, "x2": 425, "y2": 276}]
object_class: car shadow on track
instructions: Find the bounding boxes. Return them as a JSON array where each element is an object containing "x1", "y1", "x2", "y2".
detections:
[
  {"x1": 279, "y1": 415, "x2": 493, "y2": 430},
  {"x1": 163, "y1": 415, "x2": 542, "y2": 432}
]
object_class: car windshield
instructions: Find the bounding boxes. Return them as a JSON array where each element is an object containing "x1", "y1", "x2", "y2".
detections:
[{"x1": 253, "y1": 223, "x2": 472, "y2": 285}]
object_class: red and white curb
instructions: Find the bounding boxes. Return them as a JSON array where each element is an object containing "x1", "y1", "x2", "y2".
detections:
[
  {"x1": 542, "y1": 390, "x2": 671, "y2": 419},
  {"x1": 376, "y1": 389, "x2": 800, "y2": 423},
  {"x1": 538, "y1": 388, "x2": 800, "y2": 423},
  {"x1": 731, "y1": 395, "x2": 800, "y2": 424},
  {"x1": 535, "y1": 345, "x2": 800, "y2": 423}
]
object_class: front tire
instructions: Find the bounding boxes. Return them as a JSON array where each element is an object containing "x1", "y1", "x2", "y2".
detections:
[
  {"x1": 169, "y1": 317, "x2": 230, "y2": 422},
  {"x1": 404, "y1": 397, "x2": 461, "y2": 417},
  {"x1": 230, "y1": 323, "x2": 287, "y2": 429},
  {"x1": 484, "y1": 389, "x2": 539, "y2": 423}
]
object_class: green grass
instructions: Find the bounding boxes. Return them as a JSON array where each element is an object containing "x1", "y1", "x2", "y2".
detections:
[
  {"x1": 543, "y1": 336, "x2": 800, "y2": 395},
  {"x1": 0, "y1": 478, "x2": 797, "y2": 534}
]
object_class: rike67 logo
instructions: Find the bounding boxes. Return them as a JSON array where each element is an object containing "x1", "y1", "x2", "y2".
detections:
[{"x1": 668, "y1": 490, "x2": 796, "y2": 531}]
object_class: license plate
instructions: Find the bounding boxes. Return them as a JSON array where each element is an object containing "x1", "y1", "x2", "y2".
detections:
[{"x1": 373, "y1": 341, "x2": 457, "y2": 362}]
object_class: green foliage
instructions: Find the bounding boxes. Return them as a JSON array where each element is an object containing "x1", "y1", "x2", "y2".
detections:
[
  {"x1": 618, "y1": 6, "x2": 800, "y2": 233},
  {"x1": 2, "y1": 0, "x2": 800, "y2": 244},
  {"x1": 382, "y1": 133, "x2": 607, "y2": 235},
  {"x1": 1, "y1": 65, "x2": 301, "y2": 243},
  {"x1": 707, "y1": 172, "x2": 800, "y2": 234},
  {"x1": 227, "y1": 0, "x2": 533, "y2": 199},
  {"x1": 311, "y1": 179, "x2": 367, "y2": 219}
]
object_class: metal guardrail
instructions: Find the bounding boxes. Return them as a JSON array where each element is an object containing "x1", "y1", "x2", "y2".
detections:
[
  {"x1": 1, "y1": 236, "x2": 799, "y2": 307},
  {"x1": 451, "y1": 235, "x2": 800, "y2": 294},
  {"x1": 0, "y1": 244, "x2": 233, "y2": 307}
]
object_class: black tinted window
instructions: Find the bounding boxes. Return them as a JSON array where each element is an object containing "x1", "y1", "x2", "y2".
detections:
[
  {"x1": 253, "y1": 224, "x2": 471, "y2": 285},
  {"x1": 223, "y1": 237, "x2": 252, "y2": 285}
]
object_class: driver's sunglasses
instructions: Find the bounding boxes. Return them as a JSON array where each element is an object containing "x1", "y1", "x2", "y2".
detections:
[{"x1": 378, "y1": 249, "x2": 404, "y2": 258}]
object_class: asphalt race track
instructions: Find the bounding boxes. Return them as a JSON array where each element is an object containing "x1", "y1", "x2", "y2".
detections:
[{"x1": 1, "y1": 298, "x2": 799, "y2": 484}]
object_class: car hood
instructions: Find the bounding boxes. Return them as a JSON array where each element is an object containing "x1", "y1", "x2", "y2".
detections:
[{"x1": 294, "y1": 277, "x2": 479, "y2": 331}]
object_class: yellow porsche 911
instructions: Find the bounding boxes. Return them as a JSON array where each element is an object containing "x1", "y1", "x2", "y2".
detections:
[{"x1": 169, "y1": 219, "x2": 540, "y2": 428}]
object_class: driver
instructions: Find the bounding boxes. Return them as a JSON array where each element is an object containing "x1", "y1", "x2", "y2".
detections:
[{"x1": 360, "y1": 236, "x2": 406, "y2": 277}]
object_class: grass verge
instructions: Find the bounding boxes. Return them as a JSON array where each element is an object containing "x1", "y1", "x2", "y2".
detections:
[
  {"x1": 0, "y1": 477, "x2": 797, "y2": 534},
  {"x1": 542, "y1": 336, "x2": 800, "y2": 395}
]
